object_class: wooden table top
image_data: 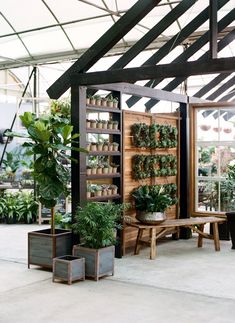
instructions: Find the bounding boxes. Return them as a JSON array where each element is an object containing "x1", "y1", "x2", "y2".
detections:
[{"x1": 125, "y1": 216, "x2": 226, "y2": 229}]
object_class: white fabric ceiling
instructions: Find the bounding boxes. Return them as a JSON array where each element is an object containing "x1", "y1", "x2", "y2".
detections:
[
  {"x1": 0, "y1": 0, "x2": 234, "y2": 69},
  {"x1": 0, "y1": 0, "x2": 234, "y2": 103}
]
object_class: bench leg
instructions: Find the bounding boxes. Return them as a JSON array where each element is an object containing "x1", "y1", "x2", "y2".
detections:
[
  {"x1": 198, "y1": 224, "x2": 204, "y2": 248},
  {"x1": 212, "y1": 222, "x2": 220, "y2": 251},
  {"x1": 150, "y1": 228, "x2": 157, "y2": 260},
  {"x1": 134, "y1": 228, "x2": 144, "y2": 255}
]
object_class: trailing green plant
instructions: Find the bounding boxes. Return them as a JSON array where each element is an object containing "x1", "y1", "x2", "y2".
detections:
[
  {"x1": 72, "y1": 202, "x2": 128, "y2": 249},
  {"x1": 131, "y1": 184, "x2": 178, "y2": 213},
  {"x1": 7, "y1": 112, "x2": 86, "y2": 233}
]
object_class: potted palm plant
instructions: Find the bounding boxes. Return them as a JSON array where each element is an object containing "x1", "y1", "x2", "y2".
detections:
[
  {"x1": 7, "y1": 111, "x2": 86, "y2": 269},
  {"x1": 131, "y1": 185, "x2": 174, "y2": 224},
  {"x1": 72, "y1": 202, "x2": 127, "y2": 280}
]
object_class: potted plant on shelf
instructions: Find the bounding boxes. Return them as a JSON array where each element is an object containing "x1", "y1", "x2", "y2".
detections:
[
  {"x1": 101, "y1": 97, "x2": 107, "y2": 107},
  {"x1": 112, "y1": 142, "x2": 119, "y2": 152},
  {"x1": 7, "y1": 111, "x2": 86, "y2": 269},
  {"x1": 72, "y1": 202, "x2": 127, "y2": 280},
  {"x1": 131, "y1": 185, "x2": 173, "y2": 224}
]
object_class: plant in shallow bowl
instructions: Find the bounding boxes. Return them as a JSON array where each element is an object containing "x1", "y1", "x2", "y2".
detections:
[{"x1": 131, "y1": 185, "x2": 173, "y2": 224}]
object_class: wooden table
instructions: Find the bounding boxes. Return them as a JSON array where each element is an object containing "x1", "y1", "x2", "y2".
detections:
[{"x1": 125, "y1": 217, "x2": 226, "y2": 260}]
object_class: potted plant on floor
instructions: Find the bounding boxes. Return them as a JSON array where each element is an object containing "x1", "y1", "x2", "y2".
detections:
[
  {"x1": 131, "y1": 185, "x2": 174, "y2": 224},
  {"x1": 72, "y1": 202, "x2": 127, "y2": 280},
  {"x1": 7, "y1": 111, "x2": 86, "y2": 269}
]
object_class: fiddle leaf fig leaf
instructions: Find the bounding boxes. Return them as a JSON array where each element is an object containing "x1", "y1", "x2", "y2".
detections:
[{"x1": 20, "y1": 112, "x2": 34, "y2": 128}]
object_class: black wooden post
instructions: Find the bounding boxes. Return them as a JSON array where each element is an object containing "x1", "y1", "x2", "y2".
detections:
[
  {"x1": 179, "y1": 102, "x2": 191, "y2": 239},
  {"x1": 71, "y1": 84, "x2": 87, "y2": 244}
]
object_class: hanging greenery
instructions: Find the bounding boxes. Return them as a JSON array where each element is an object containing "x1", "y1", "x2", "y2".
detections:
[
  {"x1": 132, "y1": 154, "x2": 177, "y2": 180},
  {"x1": 131, "y1": 123, "x2": 150, "y2": 147},
  {"x1": 131, "y1": 123, "x2": 178, "y2": 149}
]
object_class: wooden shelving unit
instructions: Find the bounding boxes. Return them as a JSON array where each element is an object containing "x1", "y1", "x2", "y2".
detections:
[{"x1": 71, "y1": 87, "x2": 122, "y2": 206}]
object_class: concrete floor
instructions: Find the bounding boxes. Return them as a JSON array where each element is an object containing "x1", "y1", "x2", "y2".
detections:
[{"x1": 0, "y1": 224, "x2": 235, "y2": 323}]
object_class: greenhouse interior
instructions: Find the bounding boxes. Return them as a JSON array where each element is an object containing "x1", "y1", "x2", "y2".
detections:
[{"x1": 0, "y1": 1, "x2": 235, "y2": 322}]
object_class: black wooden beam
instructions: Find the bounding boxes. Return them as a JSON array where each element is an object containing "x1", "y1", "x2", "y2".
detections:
[
  {"x1": 86, "y1": 0, "x2": 197, "y2": 98},
  {"x1": 219, "y1": 87, "x2": 235, "y2": 102},
  {"x1": 209, "y1": 0, "x2": 218, "y2": 58},
  {"x1": 145, "y1": 27, "x2": 235, "y2": 109},
  {"x1": 46, "y1": 0, "x2": 159, "y2": 99},
  {"x1": 110, "y1": 0, "x2": 197, "y2": 70},
  {"x1": 91, "y1": 82, "x2": 188, "y2": 103},
  {"x1": 179, "y1": 103, "x2": 192, "y2": 239},
  {"x1": 126, "y1": 0, "x2": 230, "y2": 108},
  {"x1": 73, "y1": 57, "x2": 235, "y2": 85},
  {"x1": 193, "y1": 73, "x2": 230, "y2": 97},
  {"x1": 144, "y1": 10, "x2": 235, "y2": 110},
  {"x1": 206, "y1": 75, "x2": 235, "y2": 100}
]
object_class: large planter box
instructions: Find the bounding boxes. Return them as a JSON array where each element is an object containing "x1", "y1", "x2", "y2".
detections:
[
  {"x1": 53, "y1": 255, "x2": 85, "y2": 285},
  {"x1": 28, "y1": 229, "x2": 72, "y2": 269},
  {"x1": 73, "y1": 245, "x2": 114, "y2": 281}
]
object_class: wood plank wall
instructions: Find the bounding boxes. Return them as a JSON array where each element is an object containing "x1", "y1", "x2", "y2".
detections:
[{"x1": 123, "y1": 110, "x2": 180, "y2": 250}]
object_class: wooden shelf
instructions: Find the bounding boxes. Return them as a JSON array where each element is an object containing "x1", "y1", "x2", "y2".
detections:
[
  {"x1": 87, "y1": 194, "x2": 121, "y2": 201},
  {"x1": 87, "y1": 173, "x2": 120, "y2": 179},
  {"x1": 88, "y1": 151, "x2": 121, "y2": 156},
  {"x1": 86, "y1": 128, "x2": 121, "y2": 134},
  {"x1": 86, "y1": 105, "x2": 121, "y2": 113}
]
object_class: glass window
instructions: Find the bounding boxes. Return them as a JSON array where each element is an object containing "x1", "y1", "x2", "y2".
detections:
[{"x1": 191, "y1": 104, "x2": 235, "y2": 214}]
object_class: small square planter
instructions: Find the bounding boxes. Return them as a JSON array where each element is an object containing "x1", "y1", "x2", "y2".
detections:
[
  {"x1": 73, "y1": 245, "x2": 114, "y2": 281},
  {"x1": 53, "y1": 255, "x2": 85, "y2": 285},
  {"x1": 28, "y1": 229, "x2": 72, "y2": 269}
]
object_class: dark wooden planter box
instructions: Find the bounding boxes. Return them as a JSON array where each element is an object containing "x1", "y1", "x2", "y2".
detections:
[
  {"x1": 53, "y1": 255, "x2": 85, "y2": 284},
  {"x1": 28, "y1": 229, "x2": 72, "y2": 269},
  {"x1": 73, "y1": 245, "x2": 114, "y2": 281}
]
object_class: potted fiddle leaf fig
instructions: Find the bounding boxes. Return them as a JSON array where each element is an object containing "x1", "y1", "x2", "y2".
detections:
[{"x1": 7, "y1": 111, "x2": 86, "y2": 269}]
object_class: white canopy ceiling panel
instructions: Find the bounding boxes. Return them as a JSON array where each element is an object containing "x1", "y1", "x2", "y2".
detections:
[
  {"x1": 0, "y1": 15, "x2": 14, "y2": 36},
  {"x1": 0, "y1": 0, "x2": 55, "y2": 30},
  {"x1": 218, "y1": 40, "x2": 235, "y2": 57},
  {"x1": 46, "y1": 0, "x2": 105, "y2": 22},
  {"x1": 64, "y1": 19, "x2": 114, "y2": 49},
  {"x1": 21, "y1": 28, "x2": 73, "y2": 55},
  {"x1": 0, "y1": 36, "x2": 29, "y2": 59}
]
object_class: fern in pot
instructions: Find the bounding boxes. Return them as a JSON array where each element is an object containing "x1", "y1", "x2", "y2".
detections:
[
  {"x1": 72, "y1": 202, "x2": 127, "y2": 280},
  {"x1": 132, "y1": 185, "x2": 173, "y2": 224}
]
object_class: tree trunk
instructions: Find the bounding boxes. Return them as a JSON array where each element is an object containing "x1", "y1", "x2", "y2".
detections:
[{"x1": 51, "y1": 207, "x2": 55, "y2": 234}]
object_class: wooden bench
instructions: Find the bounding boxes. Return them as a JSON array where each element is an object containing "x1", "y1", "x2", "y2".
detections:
[{"x1": 125, "y1": 217, "x2": 226, "y2": 260}]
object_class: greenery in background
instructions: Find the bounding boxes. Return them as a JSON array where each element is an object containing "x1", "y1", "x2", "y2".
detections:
[
  {"x1": 219, "y1": 161, "x2": 235, "y2": 211},
  {"x1": 73, "y1": 202, "x2": 129, "y2": 249},
  {"x1": 0, "y1": 191, "x2": 38, "y2": 224},
  {"x1": 198, "y1": 147, "x2": 217, "y2": 176},
  {"x1": 7, "y1": 112, "x2": 86, "y2": 233},
  {"x1": 1, "y1": 146, "x2": 29, "y2": 181},
  {"x1": 53, "y1": 212, "x2": 72, "y2": 229},
  {"x1": 132, "y1": 184, "x2": 177, "y2": 213},
  {"x1": 50, "y1": 98, "x2": 71, "y2": 119}
]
